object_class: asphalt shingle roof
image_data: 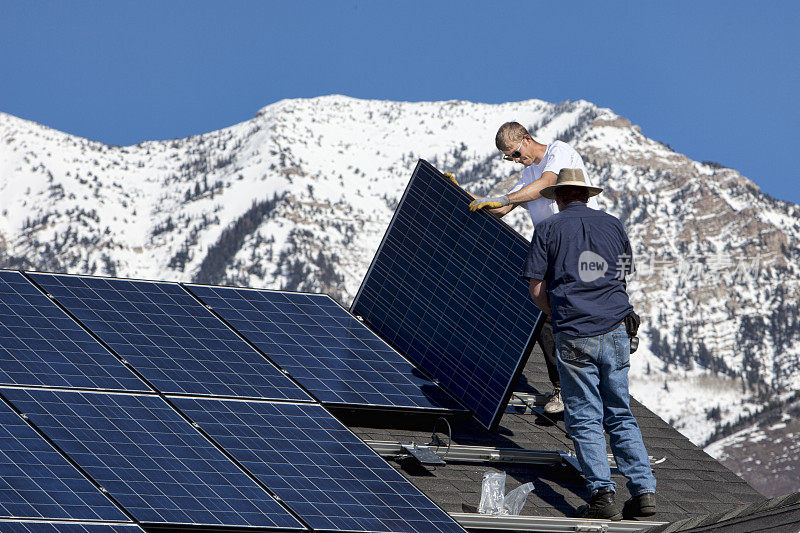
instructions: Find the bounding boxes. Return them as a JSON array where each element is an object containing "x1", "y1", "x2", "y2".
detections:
[
  {"x1": 343, "y1": 343, "x2": 765, "y2": 525},
  {"x1": 643, "y1": 491, "x2": 800, "y2": 532}
]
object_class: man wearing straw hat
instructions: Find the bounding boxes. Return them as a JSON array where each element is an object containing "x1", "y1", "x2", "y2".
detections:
[
  {"x1": 522, "y1": 168, "x2": 657, "y2": 520},
  {"x1": 448, "y1": 121, "x2": 602, "y2": 416}
]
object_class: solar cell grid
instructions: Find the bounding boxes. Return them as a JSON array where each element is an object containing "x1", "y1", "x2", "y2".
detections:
[
  {"x1": 352, "y1": 160, "x2": 542, "y2": 431},
  {"x1": 0, "y1": 388, "x2": 305, "y2": 529},
  {"x1": 172, "y1": 397, "x2": 465, "y2": 533},
  {"x1": 28, "y1": 274, "x2": 311, "y2": 402},
  {"x1": 0, "y1": 271, "x2": 147, "y2": 392},
  {"x1": 187, "y1": 285, "x2": 464, "y2": 411},
  {"x1": 0, "y1": 398, "x2": 127, "y2": 522}
]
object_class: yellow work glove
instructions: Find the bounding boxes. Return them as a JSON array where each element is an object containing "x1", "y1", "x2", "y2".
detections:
[
  {"x1": 443, "y1": 172, "x2": 459, "y2": 186},
  {"x1": 468, "y1": 195, "x2": 510, "y2": 212}
]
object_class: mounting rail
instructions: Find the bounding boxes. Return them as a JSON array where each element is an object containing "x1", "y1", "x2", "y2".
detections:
[
  {"x1": 451, "y1": 513, "x2": 666, "y2": 532},
  {"x1": 364, "y1": 440, "x2": 666, "y2": 469}
]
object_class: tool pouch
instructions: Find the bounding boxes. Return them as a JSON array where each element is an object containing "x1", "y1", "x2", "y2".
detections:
[{"x1": 624, "y1": 311, "x2": 641, "y2": 354}]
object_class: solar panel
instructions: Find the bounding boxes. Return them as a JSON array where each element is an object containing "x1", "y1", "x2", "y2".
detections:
[
  {"x1": 27, "y1": 274, "x2": 311, "y2": 402},
  {"x1": 172, "y1": 397, "x2": 466, "y2": 533},
  {"x1": 186, "y1": 285, "x2": 465, "y2": 412},
  {"x1": 0, "y1": 389, "x2": 306, "y2": 530},
  {"x1": 0, "y1": 397, "x2": 127, "y2": 522},
  {"x1": 351, "y1": 160, "x2": 543, "y2": 431},
  {"x1": 0, "y1": 271, "x2": 147, "y2": 391},
  {"x1": 0, "y1": 522, "x2": 142, "y2": 533}
]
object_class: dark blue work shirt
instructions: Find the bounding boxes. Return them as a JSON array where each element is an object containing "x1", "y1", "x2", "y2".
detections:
[{"x1": 523, "y1": 202, "x2": 634, "y2": 337}]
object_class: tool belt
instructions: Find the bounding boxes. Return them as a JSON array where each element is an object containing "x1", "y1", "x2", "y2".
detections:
[{"x1": 624, "y1": 311, "x2": 641, "y2": 354}]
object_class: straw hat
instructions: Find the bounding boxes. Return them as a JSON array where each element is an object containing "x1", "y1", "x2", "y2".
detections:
[{"x1": 540, "y1": 168, "x2": 603, "y2": 200}]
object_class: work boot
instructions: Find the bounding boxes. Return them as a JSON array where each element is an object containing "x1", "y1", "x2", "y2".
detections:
[
  {"x1": 622, "y1": 493, "x2": 656, "y2": 519},
  {"x1": 544, "y1": 386, "x2": 564, "y2": 414},
  {"x1": 577, "y1": 489, "x2": 622, "y2": 520}
]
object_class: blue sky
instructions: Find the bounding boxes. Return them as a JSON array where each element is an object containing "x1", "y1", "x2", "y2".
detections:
[{"x1": 2, "y1": 1, "x2": 799, "y2": 204}]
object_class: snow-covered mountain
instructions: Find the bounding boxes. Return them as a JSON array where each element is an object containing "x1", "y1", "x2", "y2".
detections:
[
  {"x1": 2, "y1": 95, "x2": 799, "y2": 456},
  {"x1": 705, "y1": 393, "x2": 800, "y2": 497}
]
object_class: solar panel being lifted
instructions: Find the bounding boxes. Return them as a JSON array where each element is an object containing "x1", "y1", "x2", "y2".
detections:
[
  {"x1": 27, "y1": 274, "x2": 311, "y2": 402},
  {"x1": 1, "y1": 388, "x2": 306, "y2": 530},
  {"x1": 0, "y1": 271, "x2": 147, "y2": 392},
  {"x1": 186, "y1": 285, "x2": 465, "y2": 412},
  {"x1": 171, "y1": 397, "x2": 466, "y2": 533},
  {"x1": 351, "y1": 160, "x2": 543, "y2": 431}
]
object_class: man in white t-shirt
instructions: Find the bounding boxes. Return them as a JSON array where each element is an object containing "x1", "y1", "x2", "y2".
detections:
[
  {"x1": 452, "y1": 121, "x2": 600, "y2": 415},
  {"x1": 467, "y1": 122, "x2": 599, "y2": 221}
]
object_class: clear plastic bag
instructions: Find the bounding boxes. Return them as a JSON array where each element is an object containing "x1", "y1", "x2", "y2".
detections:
[
  {"x1": 478, "y1": 471, "x2": 534, "y2": 516},
  {"x1": 502, "y1": 482, "x2": 535, "y2": 515},
  {"x1": 478, "y1": 471, "x2": 506, "y2": 515}
]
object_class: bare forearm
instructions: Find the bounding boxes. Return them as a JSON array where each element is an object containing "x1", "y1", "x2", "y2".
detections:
[
  {"x1": 533, "y1": 293, "x2": 551, "y2": 315},
  {"x1": 506, "y1": 171, "x2": 557, "y2": 204},
  {"x1": 473, "y1": 171, "x2": 556, "y2": 217},
  {"x1": 489, "y1": 202, "x2": 515, "y2": 216},
  {"x1": 529, "y1": 279, "x2": 551, "y2": 315}
]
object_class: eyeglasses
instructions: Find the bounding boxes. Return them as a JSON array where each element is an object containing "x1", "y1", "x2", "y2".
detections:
[{"x1": 502, "y1": 137, "x2": 525, "y2": 161}]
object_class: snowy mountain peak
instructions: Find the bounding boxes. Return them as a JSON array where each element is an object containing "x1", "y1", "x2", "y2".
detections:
[{"x1": 1, "y1": 96, "x2": 799, "y2": 450}]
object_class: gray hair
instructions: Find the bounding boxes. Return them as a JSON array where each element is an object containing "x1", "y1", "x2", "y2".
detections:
[{"x1": 495, "y1": 122, "x2": 529, "y2": 151}]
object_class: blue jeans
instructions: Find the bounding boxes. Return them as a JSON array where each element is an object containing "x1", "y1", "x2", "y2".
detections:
[{"x1": 555, "y1": 322, "x2": 656, "y2": 497}]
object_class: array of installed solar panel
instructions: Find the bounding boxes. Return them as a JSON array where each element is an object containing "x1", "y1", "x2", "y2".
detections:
[
  {"x1": 351, "y1": 160, "x2": 542, "y2": 431},
  {"x1": 1, "y1": 388, "x2": 305, "y2": 529},
  {"x1": 0, "y1": 523, "x2": 143, "y2": 533},
  {"x1": 0, "y1": 398, "x2": 127, "y2": 522},
  {"x1": 186, "y1": 285, "x2": 464, "y2": 411},
  {"x1": 28, "y1": 273, "x2": 310, "y2": 402},
  {"x1": 172, "y1": 397, "x2": 465, "y2": 533},
  {"x1": 0, "y1": 267, "x2": 467, "y2": 531},
  {"x1": 0, "y1": 271, "x2": 146, "y2": 391}
]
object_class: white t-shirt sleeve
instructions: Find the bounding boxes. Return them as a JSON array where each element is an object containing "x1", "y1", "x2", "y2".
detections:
[
  {"x1": 540, "y1": 142, "x2": 573, "y2": 176},
  {"x1": 508, "y1": 166, "x2": 534, "y2": 195},
  {"x1": 542, "y1": 141, "x2": 602, "y2": 211}
]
